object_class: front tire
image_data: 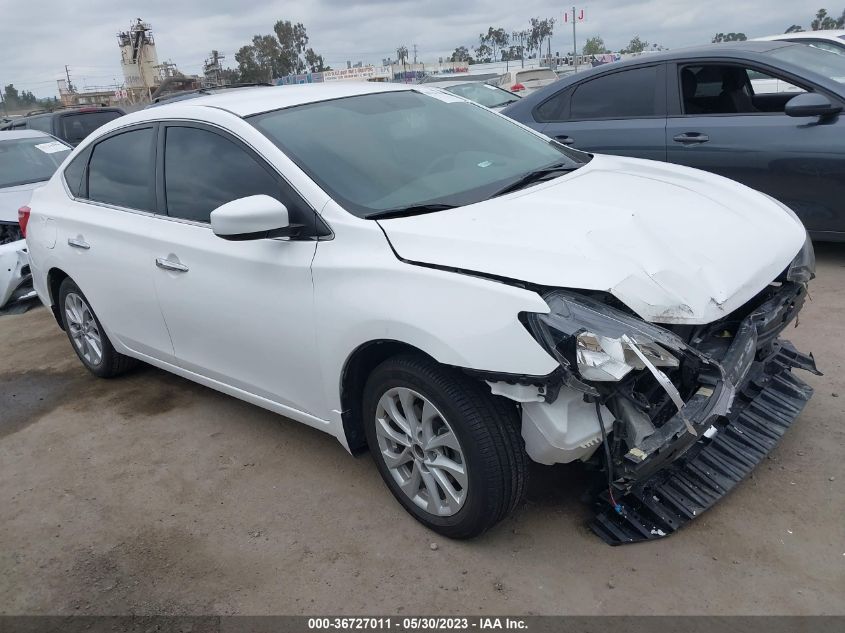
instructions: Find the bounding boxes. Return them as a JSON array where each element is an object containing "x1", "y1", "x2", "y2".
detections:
[
  {"x1": 363, "y1": 355, "x2": 528, "y2": 539},
  {"x1": 58, "y1": 278, "x2": 137, "y2": 378}
]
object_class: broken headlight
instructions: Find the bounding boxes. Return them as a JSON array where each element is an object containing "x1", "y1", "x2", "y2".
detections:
[
  {"x1": 785, "y1": 232, "x2": 815, "y2": 283},
  {"x1": 524, "y1": 291, "x2": 686, "y2": 383}
]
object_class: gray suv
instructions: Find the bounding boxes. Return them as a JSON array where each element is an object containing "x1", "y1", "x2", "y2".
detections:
[{"x1": 0, "y1": 106, "x2": 125, "y2": 146}]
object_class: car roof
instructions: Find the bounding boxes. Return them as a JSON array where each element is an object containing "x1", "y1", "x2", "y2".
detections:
[
  {"x1": 0, "y1": 129, "x2": 54, "y2": 141},
  {"x1": 156, "y1": 82, "x2": 411, "y2": 117}
]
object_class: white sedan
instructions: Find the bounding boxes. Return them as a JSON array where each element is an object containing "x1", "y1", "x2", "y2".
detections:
[
  {"x1": 0, "y1": 130, "x2": 71, "y2": 307},
  {"x1": 23, "y1": 83, "x2": 818, "y2": 541},
  {"x1": 754, "y1": 29, "x2": 845, "y2": 55}
]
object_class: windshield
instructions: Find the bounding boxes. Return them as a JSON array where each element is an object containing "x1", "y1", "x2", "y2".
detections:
[
  {"x1": 443, "y1": 83, "x2": 520, "y2": 108},
  {"x1": 61, "y1": 111, "x2": 122, "y2": 144},
  {"x1": 250, "y1": 90, "x2": 587, "y2": 218},
  {"x1": 0, "y1": 137, "x2": 71, "y2": 188},
  {"x1": 767, "y1": 45, "x2": 845, "y2": 82}
]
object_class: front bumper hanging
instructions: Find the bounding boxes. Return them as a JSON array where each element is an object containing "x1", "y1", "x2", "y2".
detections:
[{"x1": 591, "y1": 340, "x2": 817, "y2": 545}]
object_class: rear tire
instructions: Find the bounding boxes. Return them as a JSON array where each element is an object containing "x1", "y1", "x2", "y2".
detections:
[
  {"x1": 58, "y1": 278, "x2": 138, "y2": 378},
  {"x1": 363, "y1": 354, "x2": 528, "y2": 539}
]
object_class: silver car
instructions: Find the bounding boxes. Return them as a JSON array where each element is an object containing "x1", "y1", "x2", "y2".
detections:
[{"x1": 0, "y1": 130, "x2": 72, "y2": 307}]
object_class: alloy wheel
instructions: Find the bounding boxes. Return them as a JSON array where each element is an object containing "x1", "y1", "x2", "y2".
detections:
[
  {"x1": 374, "y1": 387, "x2": 468, "y2": 516},
  {"x1": 64, "y1": 292, "x2": 103, "y2": 366}
]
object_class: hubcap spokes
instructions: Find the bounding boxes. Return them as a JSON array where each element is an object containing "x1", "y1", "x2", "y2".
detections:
[
  {"x1": 375, "y1": 387, "x2": 467, "y2": 516},
  {"x1": 64, "y1": 293, "x2": 102, "y2": 366}
]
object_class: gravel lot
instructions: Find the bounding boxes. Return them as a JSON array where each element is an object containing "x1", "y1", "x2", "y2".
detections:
[{"x1": 1, "y1": 246, "x2": 843, "y2": 616}]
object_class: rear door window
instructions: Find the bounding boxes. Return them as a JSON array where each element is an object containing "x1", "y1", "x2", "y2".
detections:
[
  {"x1": 27, "y1": 117, "x2": 53, "y2": 134},
  {"x1": 570, "y1": 66, "x2": 660, "y2": 119},
  {"x1": 61, "y1": 111, "x2": 123, "y2": 145},
  {"x1": 87, "y1": 127, "x2": 156, "y2": 211}
]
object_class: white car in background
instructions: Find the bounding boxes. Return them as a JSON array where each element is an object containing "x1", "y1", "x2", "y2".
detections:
[
  {"x1": 496, "y1": 68, "x2": 559, "y2": 94},
  {"x1": 24, "y1": 83, "x2": 817, "y2": 542},
  {"x1": 426, "y1": 80, "x2": 520, "y2": 111},
  {"x1": 0, "y1": 130, "x2": 71, "y2": 307},
  {"x1": 754, "y1": 30, "x2": 845, "y2": 55}
]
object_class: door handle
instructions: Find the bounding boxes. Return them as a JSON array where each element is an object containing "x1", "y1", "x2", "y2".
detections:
[
  {"x1": 673, "y1": 132, "x2": 710, "y2": 144},
  {"x1": 155, "y1": 257, "x2": 189, "y2": 273},
  {"x1": 555, "y1": 134, "x2": 575, "y2": 145},
  {"x1": 67, "y1": 237, "x2": 90, "y2": 250}
]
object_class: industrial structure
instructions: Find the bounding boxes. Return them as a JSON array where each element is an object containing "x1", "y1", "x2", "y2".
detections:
[{"x1": 118, "y1": 18, "x2": 162, "y2": 101}]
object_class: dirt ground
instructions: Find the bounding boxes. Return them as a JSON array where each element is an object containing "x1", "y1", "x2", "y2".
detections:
[{"x1": 1, "y1": 246, "x2": 843, "y2": 617}]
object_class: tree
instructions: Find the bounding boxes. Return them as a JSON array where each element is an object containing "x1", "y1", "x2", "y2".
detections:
[
  {"x1": 785, "y1": 8, "x2": 844, "y2": 32},
  {"x1": 4, "y1": 84, "x2": 20, "y2": 107},
  {"x1": 582, "y1": 36, "x2": 608, "y2": 56},
  {"x1": 274, "y1": 20, "x2": 309, "y2": 74},
  {"x1": 529, "y1": 17, "x2": 556, "y2": 60},
  {"x1": 479, "y1": 27, "x2": 509, "y2": 62},
  {"x1": 449, "y1": 46, "x2": 473, "y2": 63},
  {"x1": 811, "y1": 8, "x2": 839, "y2": 30},
  {"x1": 233, "y1": 20, "x2": 326, "y2": 82},
  {"x1": 712, "y1": 32, "x2": 747, "y2": 43},
  {"x1": 474, "y1": 43, "x2": 493, "y2": 63},
  {"x1": 304, "y1": 48, "x2": 329, "y2": 73},
  {"x1": 620, "y1": 35, "x2": 649, "y2": 54}
]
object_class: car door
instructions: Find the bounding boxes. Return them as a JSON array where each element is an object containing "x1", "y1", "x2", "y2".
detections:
[
  {"x1": 666, "y1": 61, "x2": 845, "y2": 235},
  {"x1": 149, "y1": 122, "x2": 326, "y2": 418},
  {"x1": 534, "y1": 64, "x2": 667, "y2": 161},
  {"x1": 52, "y1": 124, "x2": 175, "y2": 361}
]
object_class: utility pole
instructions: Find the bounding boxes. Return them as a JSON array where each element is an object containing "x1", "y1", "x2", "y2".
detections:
[
  {"x1": 65, "y1": 65, "x2": 75, "y2": 93},
  {"x1": 571, "y1": 7, "x2": 578, "y2": 71},
  {"x1": 413, "y1": 44, "x2": 418, "y2": 65}
]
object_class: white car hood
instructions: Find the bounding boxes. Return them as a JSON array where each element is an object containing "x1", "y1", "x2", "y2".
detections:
[
  {"x1": 378, "y1": 154, "x2": 806, "y2": 325},
  {"x1": 0, "y1": 181, "x2": 43, "y2": 223}
]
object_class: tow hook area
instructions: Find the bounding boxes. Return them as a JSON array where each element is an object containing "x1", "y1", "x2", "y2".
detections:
[{"x1": 591, "y1": 342, "x2": 817, "y2": 545}]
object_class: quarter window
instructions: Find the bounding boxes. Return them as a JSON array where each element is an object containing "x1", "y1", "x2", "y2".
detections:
[
  {"x1": 163, "y1": 126, "x2": 283, "y2": 224},
  {"x1": 63, "y1": 149, "x2": 89, "y2": 197},
  {"x1": 570, "y1": 66, "x2": 659, "y2": 119},
  {"x1": 87, "y1": 127, "x2": 155, "y2": 211}
]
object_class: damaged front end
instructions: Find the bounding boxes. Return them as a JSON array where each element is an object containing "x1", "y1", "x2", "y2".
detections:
[
  {"x1": 0, "y1": 221, "x2": 33, "y2": 308},
  {"x1": 514, "y1": 238, "x2": 819, "y2": 544}
]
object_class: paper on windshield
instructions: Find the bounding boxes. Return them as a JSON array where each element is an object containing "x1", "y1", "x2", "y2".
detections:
[{"x1": 34, "y1": 141, "x2": 69, "y2": 154}]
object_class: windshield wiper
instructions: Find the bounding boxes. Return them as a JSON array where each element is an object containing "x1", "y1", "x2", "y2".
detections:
[
  {"x1": 491, "y1": 162, "x2": 578, "y2": 198},
  {"x1": 367, "y1": 203, "x2": 458, "y2": 220}
]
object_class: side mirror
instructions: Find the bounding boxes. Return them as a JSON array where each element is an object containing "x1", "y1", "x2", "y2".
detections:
[
  {"x1": 785, "y1": 92, "x2": 842, "y2": 119},
  {"x1": 210, "y1": 195, "x2": 298, "y2": 241}
]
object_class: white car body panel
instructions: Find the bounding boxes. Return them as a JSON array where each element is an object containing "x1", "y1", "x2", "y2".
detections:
[
  {"x1": 378, "y1": 154, "x2": 805, "y2": 325},
  {"x1": 24, "y1": 83, "x2": 807, "y2": 464},
  {"x1": 754, "y1": 30, "x2": 845, "y2": 49}
]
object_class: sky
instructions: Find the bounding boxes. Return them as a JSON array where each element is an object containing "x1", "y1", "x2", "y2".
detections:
[{"x1": 0, "y1": 0, "x2": 836, "y2": 97}]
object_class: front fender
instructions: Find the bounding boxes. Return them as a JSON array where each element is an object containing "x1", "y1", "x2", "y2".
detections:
[{"x1": 311, "y1": 216, "x2": 558, "y2": 421}]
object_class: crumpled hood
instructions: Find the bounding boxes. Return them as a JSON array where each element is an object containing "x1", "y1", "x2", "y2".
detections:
[
  {"x1": 378, "y1": 154, "x2": 806, "y2": 324},
  {"x1": 0, "y1": 181, "x2": 43, "y2": 223}
]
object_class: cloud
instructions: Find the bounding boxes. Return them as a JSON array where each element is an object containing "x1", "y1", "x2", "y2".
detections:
[{"x1": 0, "y1": 0, "x2": 827, "y2": 97}]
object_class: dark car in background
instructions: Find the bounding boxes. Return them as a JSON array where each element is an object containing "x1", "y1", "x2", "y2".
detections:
[
  {"x1": 0, "y1": 106, "x2": 125, "y2": 146},
  {"x1": 502, "y1": 41, "x2": 845, "y2": 241}
]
